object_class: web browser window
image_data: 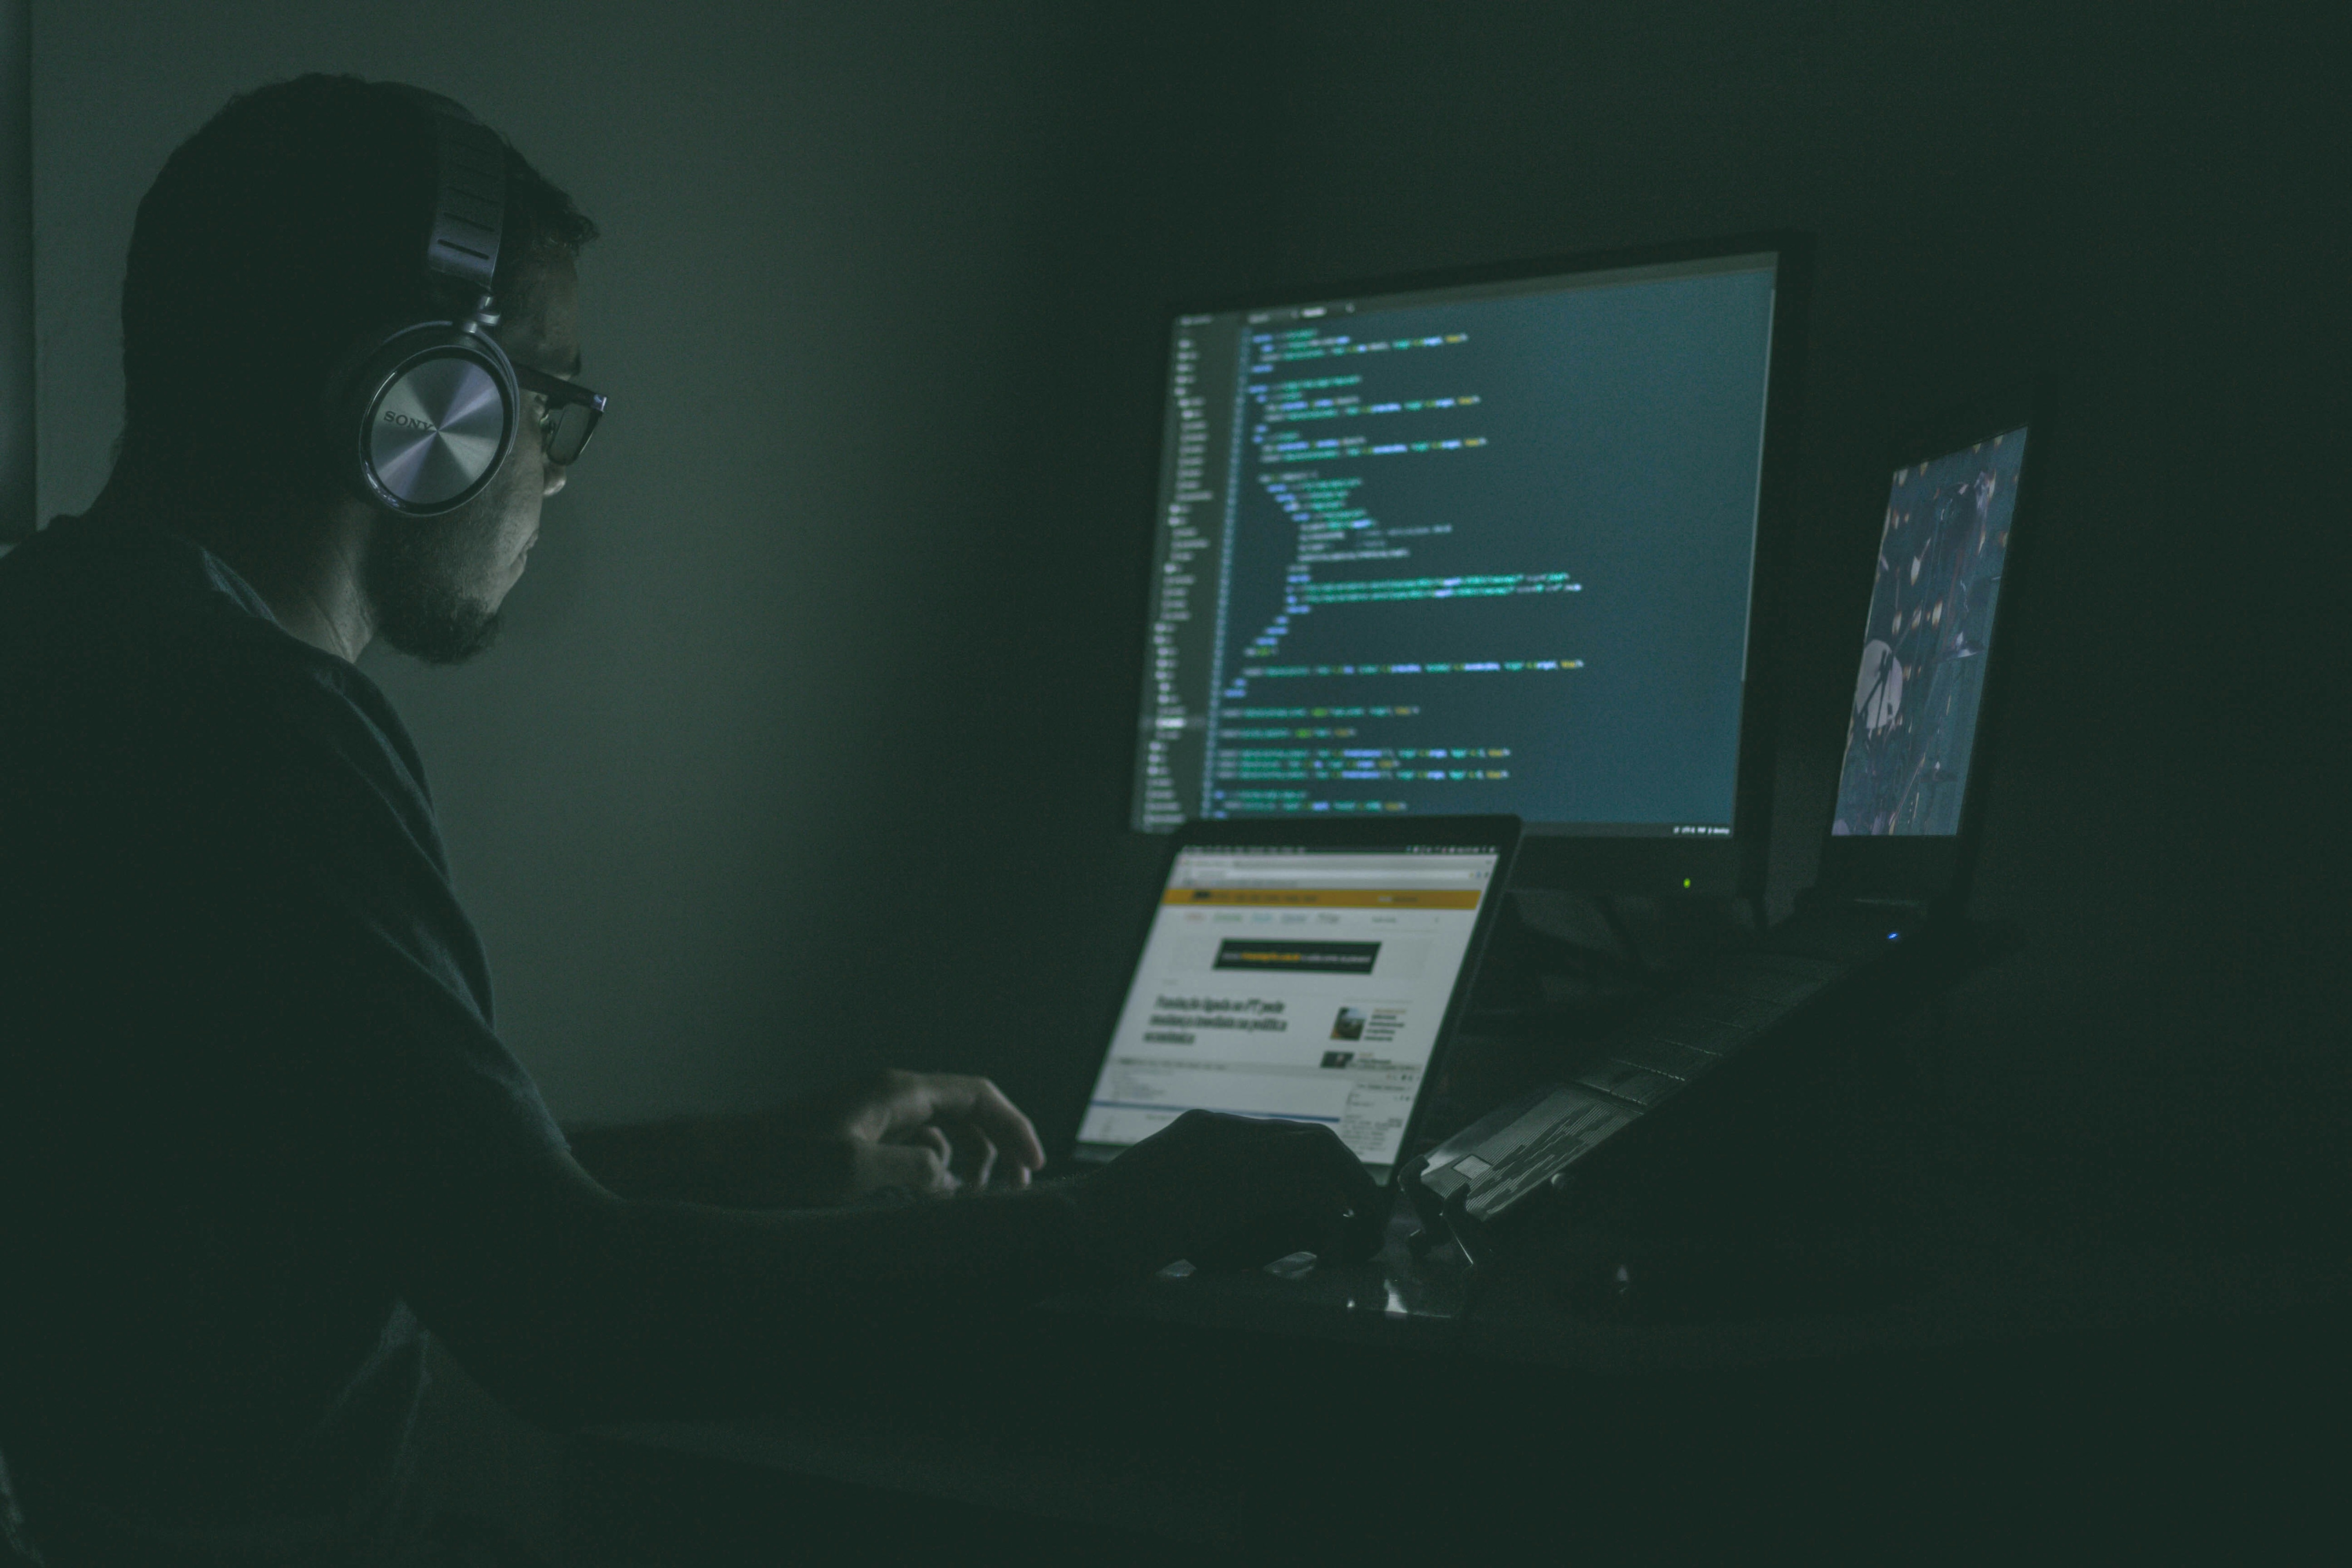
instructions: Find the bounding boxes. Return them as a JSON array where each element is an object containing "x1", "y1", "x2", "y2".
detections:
[{"x1": 1076, "y1": 845, "x2": 1499, "y2": 1173}]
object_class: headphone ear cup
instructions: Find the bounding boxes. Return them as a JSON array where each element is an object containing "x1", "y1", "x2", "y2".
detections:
[{"x1": 326, "y1": 322, "x2": 518, "y2": 516}]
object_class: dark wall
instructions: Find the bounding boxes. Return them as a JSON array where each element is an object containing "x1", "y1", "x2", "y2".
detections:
[
  {"x1": 36, "y1": 0, "x2": 1097, "y2": 1124},
  {"x1": 36, "y1": 2, "x2": 2346, "y2": 1185},
  {"x1": 799, "y1": 0, "x2": 2352, "y2": 1184},
  {"x1": 0, "y1": 0, "x2": 28, "y2": 539}
]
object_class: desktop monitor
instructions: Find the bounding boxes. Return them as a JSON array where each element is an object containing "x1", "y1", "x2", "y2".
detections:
[
  {"x1": 1816, "y1": 390, "x2": 2041, "y2": 911},
  {"x1": 1128, "y1": 234, "x2": 1810, "y2": 896}
]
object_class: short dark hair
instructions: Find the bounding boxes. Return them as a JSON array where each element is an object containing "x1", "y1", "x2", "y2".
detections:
[{"x1": 117, "y1": 74, "x2": 596, "y2": 501}]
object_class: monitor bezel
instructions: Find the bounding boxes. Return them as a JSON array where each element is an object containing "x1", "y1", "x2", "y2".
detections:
[
  {"x1": 1128, "y1": 231, "x2": 1814, "y2": 900},
  {"x1": 1072, "y1": 812, "x2": 1523, "y2": 1188},
  {"x1": 1813, "y1": 383, "x2": 2046, "y2": 910}
]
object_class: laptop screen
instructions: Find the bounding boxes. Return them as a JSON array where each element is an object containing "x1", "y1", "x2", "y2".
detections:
[
  {"x1": 1075, "y1": 843, "x2": 1501, "y2": 1176},
  {"x1": 1831, "y1": 427, "x2": 2026, "y2": 838}
]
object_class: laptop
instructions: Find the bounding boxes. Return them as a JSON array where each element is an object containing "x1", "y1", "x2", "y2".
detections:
[
  {"x1": 1071, "y1": 815, "x2": 1521, "y2": 1192},
  {"x1": 1407, "y1": 393, "x2": 2042, "y2": 1239}
]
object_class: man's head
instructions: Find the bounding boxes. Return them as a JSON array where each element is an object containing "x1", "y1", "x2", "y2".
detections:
[
  {"x1": 118, "y1": 75, "x2": 596, "y2": 662},
  {"x1": 361, "y1": 249, "x2": 582, "y2": 663}
]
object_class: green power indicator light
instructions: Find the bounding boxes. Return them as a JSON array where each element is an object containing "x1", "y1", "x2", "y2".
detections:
[{"x1": 1682, "y1": 878, "x2": 1692, "y2": 889}]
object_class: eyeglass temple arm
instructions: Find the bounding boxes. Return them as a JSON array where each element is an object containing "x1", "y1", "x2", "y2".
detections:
[{"x1": 512, "y1": 363, "x2": 607, "y2": 415}]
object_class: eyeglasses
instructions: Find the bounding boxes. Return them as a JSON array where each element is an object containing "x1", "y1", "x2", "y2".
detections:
[{"x1": 512, "y1": 363, "x2": 608, "y2": 466}]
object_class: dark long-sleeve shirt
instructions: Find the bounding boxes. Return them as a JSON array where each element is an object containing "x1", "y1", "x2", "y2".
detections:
[
  {"x1": 0, "y1": 512, "x2": 1096, "y2": 1567},
  {"x1": 0, "y1": 512, "x2": 572, "y2": 1563}
]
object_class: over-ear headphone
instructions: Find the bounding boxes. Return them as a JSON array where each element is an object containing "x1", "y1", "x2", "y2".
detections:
[{"x1": 322, "y1": 93, "x2": 518, "y2": 517}]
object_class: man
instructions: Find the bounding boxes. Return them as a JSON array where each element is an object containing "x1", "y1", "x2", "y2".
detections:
[{"x1": 0, "y1": 76, "x2": 1377, "y2": 1568}]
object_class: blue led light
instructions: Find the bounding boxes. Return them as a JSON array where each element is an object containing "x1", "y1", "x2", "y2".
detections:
[{"x1": 1887, "y1": 931, "x2": 1901, "y2": 941}]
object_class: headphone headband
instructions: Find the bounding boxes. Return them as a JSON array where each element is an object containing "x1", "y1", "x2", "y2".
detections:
[
  {"x1": 417, "y1": 96, "x2": 505, "y2": 301},
  {"x1": 323, "y1": 88, "x2": 519, "y2": 517}
]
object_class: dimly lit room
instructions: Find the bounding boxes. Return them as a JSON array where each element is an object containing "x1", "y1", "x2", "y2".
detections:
[{"x1": 0, "y1": 1, "x2": 2343, "y2": 1562}]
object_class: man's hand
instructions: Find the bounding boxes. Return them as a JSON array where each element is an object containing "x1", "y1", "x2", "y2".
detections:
[
  {"x1": 744, "y1": 1069, "x2": 1048, "y2": 1206},
  {"x1": 565, "y1": 1070, "x2": 1048, "y2": 1210},
  {"x1": 1070, "y1": 1109, "x2": 1387, "y2": 1279}
]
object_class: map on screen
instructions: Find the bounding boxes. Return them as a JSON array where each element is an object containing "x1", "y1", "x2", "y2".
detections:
[{"x1": 1831, "y1": 427, "x2": 2025, "y2": 837}]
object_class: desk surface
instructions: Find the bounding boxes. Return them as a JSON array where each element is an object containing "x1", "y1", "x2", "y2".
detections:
[
  {"x1": 580, "y1": 1094, "x2": 2350, "y2": 1554},
  {"x1": 576, "y1": 919, "x2": 2350, "y2": 1554}
]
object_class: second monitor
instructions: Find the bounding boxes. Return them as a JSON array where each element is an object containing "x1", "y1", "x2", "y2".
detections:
[{"x1": 1132, "y1": 236, "x2": 1809, "y2": 896}]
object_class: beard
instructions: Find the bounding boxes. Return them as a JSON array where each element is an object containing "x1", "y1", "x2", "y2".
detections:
[{"x1": 362, "y1": 505, "x2": 508, "y2": 666}]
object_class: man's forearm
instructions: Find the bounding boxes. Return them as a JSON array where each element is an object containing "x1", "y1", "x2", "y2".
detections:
[
  {"x1": 562, "y1": 1115, "x2": 761, "y2": 1206},
  {"x1": 450, "y1": 1181, "x2": 1115, "y2": 1428},
  {"x1": 406, "y1": 1109, "x2": 1371, "y2": 1431}
]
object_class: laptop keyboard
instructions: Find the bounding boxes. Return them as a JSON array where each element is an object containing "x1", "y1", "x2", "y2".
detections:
[
  {"x1": 1604, "y1": 1036, "x2": 1716, "y2": 1081},
  {"x1": 1572, "y1": 1059, "x2": 1680, "y2": 1106},
  {"x1": 1433, "y1": 1089, "x2": 1635, "y2": 1223},
  {"x1": 1414, "y1": 950, "x2": 1851, "y2": 1226}
]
